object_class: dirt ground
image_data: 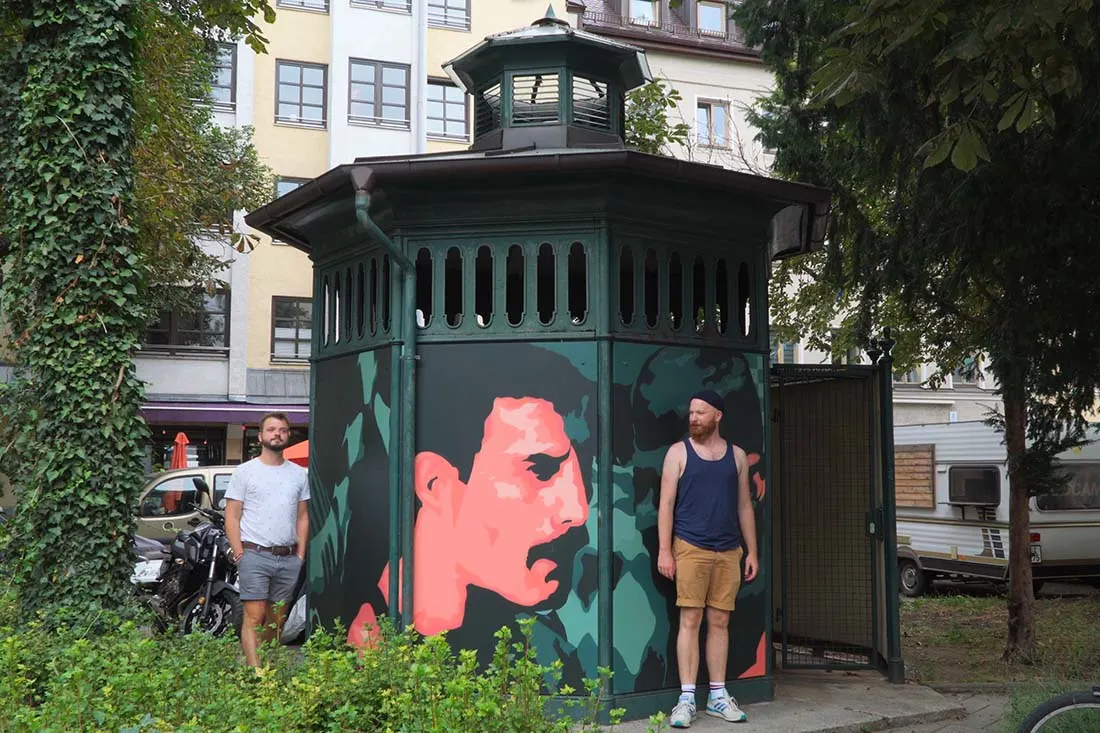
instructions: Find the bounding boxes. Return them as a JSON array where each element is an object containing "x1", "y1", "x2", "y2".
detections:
[{"x1": 901, "y1": 581, "x2": 1100, "y2": 684}]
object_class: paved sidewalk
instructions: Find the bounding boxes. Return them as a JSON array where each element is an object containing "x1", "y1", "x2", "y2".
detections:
[
  {"x1": 611, "y1": 671, "x2": 983, "y2": 732},
  {"x1": 887, "y1": 691, "x2": 1008, "y2": 732}
]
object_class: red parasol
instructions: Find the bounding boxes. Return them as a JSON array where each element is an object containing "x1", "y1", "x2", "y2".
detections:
[
  {"x1": 284, "y1": 439, "x2": 309, "y2": 468},
  {"x1": 169, "y1": 432, "x2": 190, "y2": 469},
  {"x1": 163, "y1": 431, "x2": 189, "y2": 512}
]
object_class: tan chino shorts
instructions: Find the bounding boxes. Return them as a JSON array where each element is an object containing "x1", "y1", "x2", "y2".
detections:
[{"x1": 673, "y1": 536, "x2": 744, "y2": 611}]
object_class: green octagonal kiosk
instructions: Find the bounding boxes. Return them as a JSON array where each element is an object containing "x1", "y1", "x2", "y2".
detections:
[{"x1": 243, "y1": 11, "x2": 892, "y2": 721}]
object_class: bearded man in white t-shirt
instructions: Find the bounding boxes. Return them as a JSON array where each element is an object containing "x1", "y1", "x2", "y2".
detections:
[{"x1": 225, "y1": 412, "x2": 309, "y2": 667}]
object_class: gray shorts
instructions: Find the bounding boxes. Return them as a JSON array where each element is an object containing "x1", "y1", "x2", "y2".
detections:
[{"x1": 238, "y1": 550, "x2": 303, "y2": 604}]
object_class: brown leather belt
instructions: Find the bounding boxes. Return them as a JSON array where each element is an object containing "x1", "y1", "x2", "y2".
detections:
[{"x1": 242, "y1": 541, "x2": 297, "y2": 557}]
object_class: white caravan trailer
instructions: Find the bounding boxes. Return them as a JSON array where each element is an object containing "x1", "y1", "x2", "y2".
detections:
[{"x1": 893, "y1": 421, "x2": 1100, "y2": 596}]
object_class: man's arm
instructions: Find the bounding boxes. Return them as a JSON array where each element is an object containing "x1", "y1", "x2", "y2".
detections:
[
  {"x1": 657, "y1": 443, "x2": 684, "y2": 580},
  {"x1": 735, "y1": 446, "x2": 758, "y2": 581},
  {"x1": 225, "y1": 499, "x2": 244, "y2": 560},
  {"x1": 295, "y1": 500, "x2": 309, "y2": 560}
]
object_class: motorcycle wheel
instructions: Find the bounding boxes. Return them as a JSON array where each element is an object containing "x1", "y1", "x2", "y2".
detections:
[{"x1": 181, "y1": 590, "x2": 242, "y2": 638}]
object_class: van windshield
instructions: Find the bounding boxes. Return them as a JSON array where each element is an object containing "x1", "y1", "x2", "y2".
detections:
[{"x1": 1036, "y1": 463, "x2": 1100, "y2": 511}]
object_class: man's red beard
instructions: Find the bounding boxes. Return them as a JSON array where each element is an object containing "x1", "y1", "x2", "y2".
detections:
[{"x1": 689, "y1": 423, "x2": 716, "y2": 439}]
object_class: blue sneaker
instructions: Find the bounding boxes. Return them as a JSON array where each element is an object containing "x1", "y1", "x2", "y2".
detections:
[{"x1": 706, "y1": 691, "x2": 747, "y2": 722}]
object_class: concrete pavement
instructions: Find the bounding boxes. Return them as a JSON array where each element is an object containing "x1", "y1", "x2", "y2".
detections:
[
  {"x1": 888, "y1": 691, "x2": 1008, "y2": 732},
  {"x1": 609, "y1": 671, "x2": 997, "y2": 733}
]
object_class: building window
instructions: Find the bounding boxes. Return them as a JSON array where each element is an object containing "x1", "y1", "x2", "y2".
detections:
[
  {"x1": 696, "y1": 101, "x2": 729, "y2": 147},
  {"x1": 275, "y1": 177, "x2": 309, "y2": 199},
  {"x1": 147, "y1": 428, "x2": 228, "y2": 472},
  {"x1": 830, "y1": 329, "x2": 862, "y2": 365},
  {"x1": 272, "y1": 297, "x2": 313, "y2": 361},
  {"x1": 428, "y1": 0, "x2": 470, "y2": 29},
  {"x1": 211, "y1": 44, "x2": 236, "y2": 109},
  {"x1": 831, "y1": 347, "x2": 862, "y2": 365},
  {"x1": 629, "y1": 0, "x2": 658, "y2": 25},
  {"x1": 952, "y1": 355, "x2": 979, "y2": 385},
  {"x1": 349, "y1": 59, "x2": 410, "y2": 127},
  {"x1": 697, "y1": 1, "x2": 726, "y2": 35},
  {"x1": 146, "y1": 289, "x2": 230, "y2": 352},
  {"x1": 770, "y1": 341, "x2": 797, "y2": 364},
  {"x1": 277, "y1": 0, "x2": 329, "y2": 11},
  {"x1": 271, "y1": 178, "x2": 309, "y2": 246},
  {"x1": 894, "y1": 367, "x2": 921, "y2": 384},
  {"x1": 351, "y1": 0, "x2": 412, "y2": 11},
  {"x1": 276, "y1": 61, "x2": 327, "y2": 127},
  {"x1": 427, "y1": 80, "x2": 468, "y2": 139}
]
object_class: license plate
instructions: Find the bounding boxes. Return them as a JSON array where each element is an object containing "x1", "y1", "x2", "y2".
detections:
[
  {"x1": 1030, "y1": 544, "x2": 1042, "y2": 564},
  {"x1": 131, "y1": 559, "x2": 164, "y2": 583}
]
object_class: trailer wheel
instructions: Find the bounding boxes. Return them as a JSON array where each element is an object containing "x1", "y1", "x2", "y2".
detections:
[{"x1": 899, "y1": 559, "x2": 929, "y2": 597}]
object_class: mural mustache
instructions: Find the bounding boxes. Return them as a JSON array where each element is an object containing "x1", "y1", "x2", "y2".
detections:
[{"x1": 524, "y1": 520, "x2": 588, "y2": 610}]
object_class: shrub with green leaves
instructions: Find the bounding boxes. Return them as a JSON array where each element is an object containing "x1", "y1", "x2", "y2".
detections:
[{"x1": 0, "y1": 612, "x2": 640, "y2": 733}]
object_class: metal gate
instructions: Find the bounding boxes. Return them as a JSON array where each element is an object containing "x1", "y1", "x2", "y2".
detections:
[{"x1": 771, "y1": 364, "x2": 882, "y2": 670}]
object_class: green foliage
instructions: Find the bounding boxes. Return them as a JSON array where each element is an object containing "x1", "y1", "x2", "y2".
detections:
[
  {"x1": 132, "y1": 0, "x2": 274, "y2": 314},
  {"x1": 0, "y1": 0, "x2": 274, "y2": 620},
  {"x1": 0, "y1": 0, "x2": 152, "y2": 618},
  {"x1": 736, "y1": 0, "x2": 1100, "y2": 426},
  {"x1": 157, "y1": 0, "x2": 276, "y2": 54},
  {"x1": 809, "y1": 0, "x2": 1099, "y2": 170},
  {"x1": 736, "y1": 0, "x2": 1100, "y2": 659},
  {"x1": 625, "y1": 80, "x2": 691, "y2": 156},
  {"x1": 0, "y1": 613, "x2": 633, "y2": 732}
]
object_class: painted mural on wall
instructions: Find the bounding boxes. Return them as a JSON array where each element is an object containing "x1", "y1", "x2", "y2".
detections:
[
  {"x1": 306, "y1": 340, "x2": 767, "y2": 695},
  {"x1": 610, "y1": 344, "x2": 767, "y2": 694},
  {"x1": 307, "y1": 348, "x2": 394, "y2": 628},
  {"x1": 309, "y1": 342, "x2": 601, "y2": 688}
]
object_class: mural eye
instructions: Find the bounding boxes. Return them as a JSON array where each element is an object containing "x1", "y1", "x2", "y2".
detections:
[{"x1": 527, "y1": 453, "x2": 565, "y2": 482}]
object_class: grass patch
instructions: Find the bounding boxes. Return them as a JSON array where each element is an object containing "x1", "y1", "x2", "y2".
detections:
[
  {"x1": 901, "y1": 593, "x2": 1100, "y2": 685},
  {"x1": 1004, "y1": 682, "x2": 1100, "y2": 732}
]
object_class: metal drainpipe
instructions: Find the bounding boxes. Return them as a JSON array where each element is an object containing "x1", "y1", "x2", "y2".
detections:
[
  {"x1": 876, "y1": 328, "x2": 905, "y2": 682},
  {"x1": 353, "y1": 169, "x2": 418, "y2": 631},
  {"x1": 415, "y1": 0, "x2": 428, "y2": 154}
]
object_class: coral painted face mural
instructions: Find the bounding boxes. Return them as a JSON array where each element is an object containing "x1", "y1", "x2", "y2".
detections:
[
  {"x1": 308, "y1": 340, "x2": 767, "y2": 694},
  {"x1": 381, "y1": 395, "x2": 591, "y2": 636}
]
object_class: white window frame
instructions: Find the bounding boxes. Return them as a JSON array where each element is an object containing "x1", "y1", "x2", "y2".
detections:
[
  {"x1": 629, "y1": 0, "x2": 659, "y2": 26},
  {"x1": 696, "y1": 99, "x2": 730, "y2": 148},
  {"x1": 426, "y1": 79, "x2": 469, "y2": 141},
  {"x1": 696, "y1": 1, "x2": 727, "y2": 35},
  {"x1": 427, "y1": 0, "x2": 470, "y2": 29}
]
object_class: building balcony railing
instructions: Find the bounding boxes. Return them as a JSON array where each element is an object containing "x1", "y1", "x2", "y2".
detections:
[{"x1": 582, "y1": 10, "x2": 750, "y2": 49}]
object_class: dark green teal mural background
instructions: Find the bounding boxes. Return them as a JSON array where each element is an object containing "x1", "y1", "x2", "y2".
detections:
[
  {"x1": 307, "y1": 347, "x2": 393, "y2": 631},
  {"x1": 610, "y1": 343, "x2": 767, "y2": 694},
  {"x1": 305, "y1": 340, "x2": 767, "y2": 696}
]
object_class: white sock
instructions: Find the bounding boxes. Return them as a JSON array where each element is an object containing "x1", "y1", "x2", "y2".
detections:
[
  {"x1": 709, "y1": 684, "x2": 727, "y2": 699},
  {"x1": 680, "y1": 684, "x2": 695, "y2": 702}
]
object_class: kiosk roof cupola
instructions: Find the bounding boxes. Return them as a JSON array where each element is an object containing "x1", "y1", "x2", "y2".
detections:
[{"x1": 442, "y1": 6, "x2": 652, "y2": 152}]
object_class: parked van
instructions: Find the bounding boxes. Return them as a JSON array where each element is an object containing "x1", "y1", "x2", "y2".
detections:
[
  {"x1": 894, "y1": 421, "x2": 1100, "y2": 596},
  {"x1": 136, "y1": 465, "x2": 237, "y2": 542}
]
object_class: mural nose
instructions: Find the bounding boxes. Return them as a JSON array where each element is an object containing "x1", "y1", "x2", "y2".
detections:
[{"x1": 556, "y1": 483, "x2": 588, "y2": 527}]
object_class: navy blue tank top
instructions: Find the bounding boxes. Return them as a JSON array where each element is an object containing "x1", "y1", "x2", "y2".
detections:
[{"x1": 673, "y1": 439, "x2": 742, "y2": 552}]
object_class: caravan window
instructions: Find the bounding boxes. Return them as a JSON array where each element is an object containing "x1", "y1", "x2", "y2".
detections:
[
  {"x1": 1036, "y1": 463, "x2": 1100, "y2": 511},
  {"x1": 948, "y1": 466, "x2": 1000, "y2": 506}
]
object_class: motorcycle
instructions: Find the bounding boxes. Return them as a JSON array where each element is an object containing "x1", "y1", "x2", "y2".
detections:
[{"x1": 135, "y1": 477, "x2": 242, "y2": 637}]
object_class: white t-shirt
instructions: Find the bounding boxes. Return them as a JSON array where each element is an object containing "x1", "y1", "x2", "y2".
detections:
[{"x1": 226, "y1": 458, "x2": 310, "y2": 547}]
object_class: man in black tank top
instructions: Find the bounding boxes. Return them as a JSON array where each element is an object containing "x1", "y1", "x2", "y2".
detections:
[{"x1": 656, "y1": 390, "x2": 759, "y2": 727}]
